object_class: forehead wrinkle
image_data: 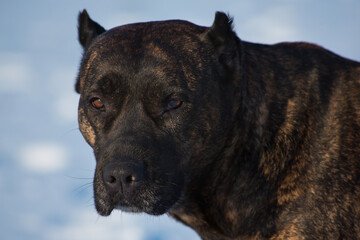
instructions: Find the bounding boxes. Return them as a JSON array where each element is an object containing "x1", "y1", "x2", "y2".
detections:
[
  {"x1": 135, "y1": 67, "x2": 189, "y2": 102},
  {"x1": 137, "y1": 51, "x2": 194, "y2": 97}
]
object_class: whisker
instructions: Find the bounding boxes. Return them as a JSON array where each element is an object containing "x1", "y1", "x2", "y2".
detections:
[
  {"x1": 72, "y1": 182, "x2": 93, "y2": 194},
  {"x1": 63, "y1": 127, "x2": 80, "y2": 135},
  {"x1": 64, "y1": 174, "x2": 93, "y2": 180},
  {"x1": 87, "y1": 196, "x2": 95, "y2": 204}
]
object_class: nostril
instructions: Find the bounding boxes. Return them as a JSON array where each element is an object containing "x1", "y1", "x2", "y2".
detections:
[
  {"x1": 106, "y1": 175, "x2": 117, "y2": 184},
  {"x1": 125, "y1": 175, "x2": 136, "y2": 184}
]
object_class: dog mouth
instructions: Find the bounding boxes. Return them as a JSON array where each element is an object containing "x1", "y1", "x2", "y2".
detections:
[
  {"x1": 115, "y1": 205, "x2": 142, "y2": 213},
  {"x1": 94, "y1": 192, "x2": 142, "y2": 216},
  {"x1": 94, "y1": 192, "x2": 178, "y2": 216},
  {"x1": 94, "y1": 179, "x2": 184, "y2": 216},
  {"x1": 96, "y1": 201, "x2": 142, "y2": 216},
  {"x1": 93, "y1": 187, "x2": 140, "y2": 216}
]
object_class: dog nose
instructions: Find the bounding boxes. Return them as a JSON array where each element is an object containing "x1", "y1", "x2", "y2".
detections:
[{"x1": 103, "y1": 162, "x2": 144, "y2": 194}]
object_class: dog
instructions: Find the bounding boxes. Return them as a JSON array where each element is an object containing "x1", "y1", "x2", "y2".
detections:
[{"x1": 75, "y1": 9, "x2": 360, "y2": 239}]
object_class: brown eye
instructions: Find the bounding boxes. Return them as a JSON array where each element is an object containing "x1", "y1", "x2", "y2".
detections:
[
  {"x1": 91, "y1": 98, "x2": 106, "y2": 111},
  {"x1": 166, "y1": 100, "x2": 182, "y2": 111}
]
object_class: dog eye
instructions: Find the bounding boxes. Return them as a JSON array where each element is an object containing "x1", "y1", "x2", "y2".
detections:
[
  {"x1": 166, "y1": 100, "x2": 182, "y2": 111},
  {"x1": 91, "y1": 98, "x2": 106, "y2": 111}
]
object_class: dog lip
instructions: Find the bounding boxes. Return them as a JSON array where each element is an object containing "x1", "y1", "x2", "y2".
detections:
[
  {"x1": 113, "y1": 198, "x2": 143, "y2": 213},
  {"x1": 95, "y1": 198, "x2": 115, "y2": 216},
  {"x1": 115, "y1": 205, "x2": 142, "y2": 213},
  {"x1": 97, "y1": 206, "x2": 114, "y2": 216}
]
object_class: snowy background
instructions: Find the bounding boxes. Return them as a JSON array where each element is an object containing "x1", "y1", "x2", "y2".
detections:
[{"x1": 1, "y1": 0, "x2": 359, "y2": 240}]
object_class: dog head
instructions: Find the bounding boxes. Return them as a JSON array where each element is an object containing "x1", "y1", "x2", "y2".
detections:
[{"x1": 75, "y1": 10, "x2": 241, "y2": 216}]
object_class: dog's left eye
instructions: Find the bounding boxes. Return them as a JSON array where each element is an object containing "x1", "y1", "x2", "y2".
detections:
[{"x1": 166, "y1": 100, "x2": 182, "y2": 111}]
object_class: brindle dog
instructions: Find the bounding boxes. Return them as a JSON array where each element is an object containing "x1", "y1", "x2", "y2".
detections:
[{"x1": 75, "y1": 9, "x2": 360, "y2": 240}]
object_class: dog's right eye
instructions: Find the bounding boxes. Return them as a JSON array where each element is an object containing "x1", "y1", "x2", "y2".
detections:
[
  {"x1": 90, "y1": 98, "x2": 106, "y2": 111},
  {"x1": 166, "y1": 100, "x2": 182, "y2": 111}
]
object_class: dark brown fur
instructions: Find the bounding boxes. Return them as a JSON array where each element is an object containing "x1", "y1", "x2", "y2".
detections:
[{"x1": 75, "y1": 10, "x2": 360, "y2": 239}]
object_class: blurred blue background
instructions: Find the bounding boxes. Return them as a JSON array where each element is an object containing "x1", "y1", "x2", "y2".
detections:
[{"x1": 1, "y1": 0, "x2": 359, "y2": 239}]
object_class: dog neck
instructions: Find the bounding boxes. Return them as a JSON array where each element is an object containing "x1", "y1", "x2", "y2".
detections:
[{"x1": 169, "y1": 42, "x2": 316, "y2": 240}]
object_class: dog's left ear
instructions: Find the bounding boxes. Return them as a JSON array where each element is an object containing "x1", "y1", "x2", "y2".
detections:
[
  {"x1": 206, "y1": 12, "x2": 241, "y2": 74},
  {"x1": 78, "y1": 9, "x2": 106, "y2": 49}
]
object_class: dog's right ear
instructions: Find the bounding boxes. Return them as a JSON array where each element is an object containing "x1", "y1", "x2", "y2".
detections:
[{"x1": 78, "y1": 9, "x2": 106, "y2": 49}]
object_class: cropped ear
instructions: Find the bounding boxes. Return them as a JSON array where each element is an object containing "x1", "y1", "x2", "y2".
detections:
[
  {"x1": 207, "y1": 12, "x2": 241, "y2": 75},
  {"x1": 78, "y1": 9, "x2": 106, "y2": 49}
]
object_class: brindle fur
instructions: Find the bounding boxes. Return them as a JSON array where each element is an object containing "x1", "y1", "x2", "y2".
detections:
[{"x1": 75, "y1": 10, "x2": 360, "y2": 239}]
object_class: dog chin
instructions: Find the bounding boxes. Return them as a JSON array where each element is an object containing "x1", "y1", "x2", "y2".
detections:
[
  {"x1": 115, "y1": 205, "x2": 143, "y2": 213},
  {"x1": 115, "y1": 203, "x2": 170, "y2": 216}
]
